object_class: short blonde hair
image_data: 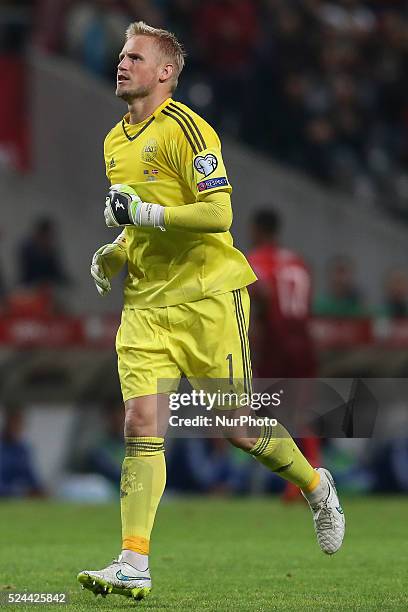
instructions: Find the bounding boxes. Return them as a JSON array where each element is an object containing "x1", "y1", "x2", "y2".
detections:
[{"x1": 125, "y1": 21, "x2": 186, "y2": 91}]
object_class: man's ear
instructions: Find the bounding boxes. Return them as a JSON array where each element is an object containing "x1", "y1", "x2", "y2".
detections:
[{"x1": 159, "y1": 63, "x2": 174, "y2": 84}]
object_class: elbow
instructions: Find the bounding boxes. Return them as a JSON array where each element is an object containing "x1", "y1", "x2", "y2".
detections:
[
  {"x1": 201, "y1": 192, "x2": 233, "y2": 232},
  {"x1": 214, "y1": 210, "x2": 233, "y2": 233},
  {"x1": 210, "y1": 221, "x2": 231, "y2": 233},
  {"x1": 216, "y1": 221, "x2": 232, "y2": 233}
]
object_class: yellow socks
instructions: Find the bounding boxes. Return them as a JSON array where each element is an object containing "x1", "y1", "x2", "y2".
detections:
[
  {"x1": 303, "y1": 469, "x2": 320, "y2": 493},
  {"x1": 120, "y1": 428, "x2": 317, "y2": 558},
  {"x1": 249, "y1": 424, "x2": 318, "y2": 490},
  {"x1": 121, "y1": 437, "x2": 166, "y2": 556}
]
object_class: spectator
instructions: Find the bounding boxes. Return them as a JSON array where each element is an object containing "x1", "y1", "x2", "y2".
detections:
[
  {"x1": 303, "y1": 114, "x2": 338, "y2": 183},
  {"x1": 381, "y1": 268, "x2": 408, "y2": 318},
  {"x1": 125, "y1": 1, "x2": 164, "y2": 28},
  {"x1": 17, "y1": 217, "x2": 70, "y2": 289},
  {"x1": 315, "y1": 255, "x2": 367, "y2": 317},
  {"x1": 167, "y1": 438, "x2": 252, "y2": 495},
  {"x1": 372, "y1": 439, "x2": 408, "y2": 493},
  {"x1": 318, "y1": 0, "x2": 376, "y2": 36},
  {"x1": 0, "y1": 405, "x2": 45, "y2": 497},
  {"x1": 64, "y1": 0, "x2": 129, "y2": 79},
  {"x1": 0, "y1": 1, "x2": 32, "y2": 171},
  {"x1": 165, "y1": 0, "x2": 197, "y2": 50},
  {"x1": 194, "y1": 0, "x2": 259, "y2": 133},
  {"x1": 33, "y1": 0, "x2": 72, "y2": 53},
  {"x1": 257, "y1": 73, "x2": 311, "y2": 166}
]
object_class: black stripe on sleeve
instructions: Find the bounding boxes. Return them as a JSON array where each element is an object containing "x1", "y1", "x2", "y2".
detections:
[
  {"x1": 167, "y1": 103, "x2": 202, "y2": 153},
  {"x1": 168, "y1": 102, "x2": 207, "y2": 152},
  {"x1": 162, "y1": 109, "x2": 198, "y2": 155}
]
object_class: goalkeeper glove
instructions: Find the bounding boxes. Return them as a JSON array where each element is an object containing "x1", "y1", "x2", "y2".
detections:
[
  {"x1": 90, "y1": 233, "x2": 127, "y2": 296},
  {"x1": 104, "y1": 184, "x2": 165, "y2": 230}
]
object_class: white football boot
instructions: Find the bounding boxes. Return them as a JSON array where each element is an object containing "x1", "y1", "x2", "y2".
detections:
[
  {"x1": 302, "y1": 467, "x2": 345, "y2": 555},
  {"x1": 77, "y1": 558, "x2": 151, "y2": 601}
]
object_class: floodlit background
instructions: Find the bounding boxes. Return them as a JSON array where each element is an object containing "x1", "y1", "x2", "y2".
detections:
[{"x1": 1, "y1": 0, "x2": 408, "y2": 504}]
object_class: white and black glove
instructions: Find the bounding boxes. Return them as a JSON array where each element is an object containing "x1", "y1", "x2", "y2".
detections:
[{"x1": 104, "y1": 184, "x2": 165, "y2": 230}]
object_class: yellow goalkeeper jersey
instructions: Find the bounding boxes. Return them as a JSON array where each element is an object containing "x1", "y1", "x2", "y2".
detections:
[{"x1": 104, "y1": 97, "x2": 256, "y2": 308}]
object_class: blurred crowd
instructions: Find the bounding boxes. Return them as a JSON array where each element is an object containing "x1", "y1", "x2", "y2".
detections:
[
  {"x1": 25, "y1": 0, "x2": 408, "y2": 217},
  {"x1": 1, "y1": 399, "x2": 408, "y2": 499},
  {"x1": 0, "y1": 217, "x2": 71, "y2": 316},
  {"x1": 0, "y1": 406, "x2": 45, "y2": 497},
  {"x1": 1, "y1": 212, "x2": 408, "y2": 318},
  {"x1": 1, "y1": 207, "x2": 407, "y2": 500}
]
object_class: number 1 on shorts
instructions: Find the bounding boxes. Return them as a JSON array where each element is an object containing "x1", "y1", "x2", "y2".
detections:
[{"x1": 226, "y1": 353, "x2": 234, "y2": 385}]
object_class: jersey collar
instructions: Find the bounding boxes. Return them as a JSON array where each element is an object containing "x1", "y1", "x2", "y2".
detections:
[
  {"x1": 122, "y1": 97, "x2": 173, "y2": 141},
  {"x1": 152, "y1": 97, "x2": 173, "y2": 117}
]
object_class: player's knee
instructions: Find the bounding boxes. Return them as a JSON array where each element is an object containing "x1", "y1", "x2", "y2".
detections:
[
  {"x1": 124, "y1": 398, "x2": 157, "y2": 437},
  {"x1": 124, "y1": 409, "x2": 154, "y2": 436}
]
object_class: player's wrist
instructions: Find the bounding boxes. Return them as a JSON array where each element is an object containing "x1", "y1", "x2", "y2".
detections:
[{"x1": 133, "y1": 202, "x2": 165, "y2": 231}]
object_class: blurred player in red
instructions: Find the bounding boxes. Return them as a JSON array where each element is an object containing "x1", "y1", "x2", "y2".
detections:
[{"x1": 248, "y1": 209, "x2": 320, "y2": 501}]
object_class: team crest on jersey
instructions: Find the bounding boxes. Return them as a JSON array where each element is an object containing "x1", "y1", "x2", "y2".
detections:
[
  {"x1": 142, "y1": 139, "x2": 158, "y2": 162},
  {"x1": 194, "y1": 153, "x2": 218, "y2": 177}
]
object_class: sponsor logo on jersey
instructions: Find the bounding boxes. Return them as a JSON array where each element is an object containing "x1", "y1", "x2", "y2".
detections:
[
  {"x1": 151, "y1": 169, "x2": 159, "y2": 174},
  {"x1": 109, "y1": 157, "x2": 116, "y2": 169},
  {"x1": 143, "y1": 169, "x2": 149, "y2": 174},
  {"x1": 141, "y1": 138, "x2": 158, "y2": 162},
  {"x1": 197, "y1": 177, "x2": 228, "y2": 192},
  {"x1": 194, "y1": 153, "x2": 218, "y2": 177}
]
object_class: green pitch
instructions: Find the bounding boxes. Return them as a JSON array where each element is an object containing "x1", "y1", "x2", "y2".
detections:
[{"x1": 1, "y1": 497, "x2": 407, "y2": 611}]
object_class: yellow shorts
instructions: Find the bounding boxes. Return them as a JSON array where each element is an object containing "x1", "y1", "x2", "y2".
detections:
[{"x1": 116, "y1": 287, "x2": 252, "y2": 402}]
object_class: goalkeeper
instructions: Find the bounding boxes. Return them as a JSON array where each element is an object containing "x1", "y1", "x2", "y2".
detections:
[{"x1": 79, "y1": 21, "x2": 345, "y2": 603}]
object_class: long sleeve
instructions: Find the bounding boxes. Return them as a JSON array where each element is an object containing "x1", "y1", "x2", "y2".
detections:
[
  {"x1": 164, "y1": 191, "x2": 232, "y2": 233},
  {"x1": 163, "y1": 116, "x2": 233, "y2": 233}
]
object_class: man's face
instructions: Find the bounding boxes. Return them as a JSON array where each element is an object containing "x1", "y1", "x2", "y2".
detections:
[{"x1": 116, "y1": 36, "x2": 163, "y2": 102}]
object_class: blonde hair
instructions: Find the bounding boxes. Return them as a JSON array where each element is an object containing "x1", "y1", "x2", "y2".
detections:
[{"x1": 125, "y1": 21, "x2": 186, "y2": 91}]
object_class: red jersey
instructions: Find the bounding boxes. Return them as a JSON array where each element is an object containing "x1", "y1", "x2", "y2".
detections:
[{"x1": 247, "y1": 244, "x2": 316, "y2": 377}]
